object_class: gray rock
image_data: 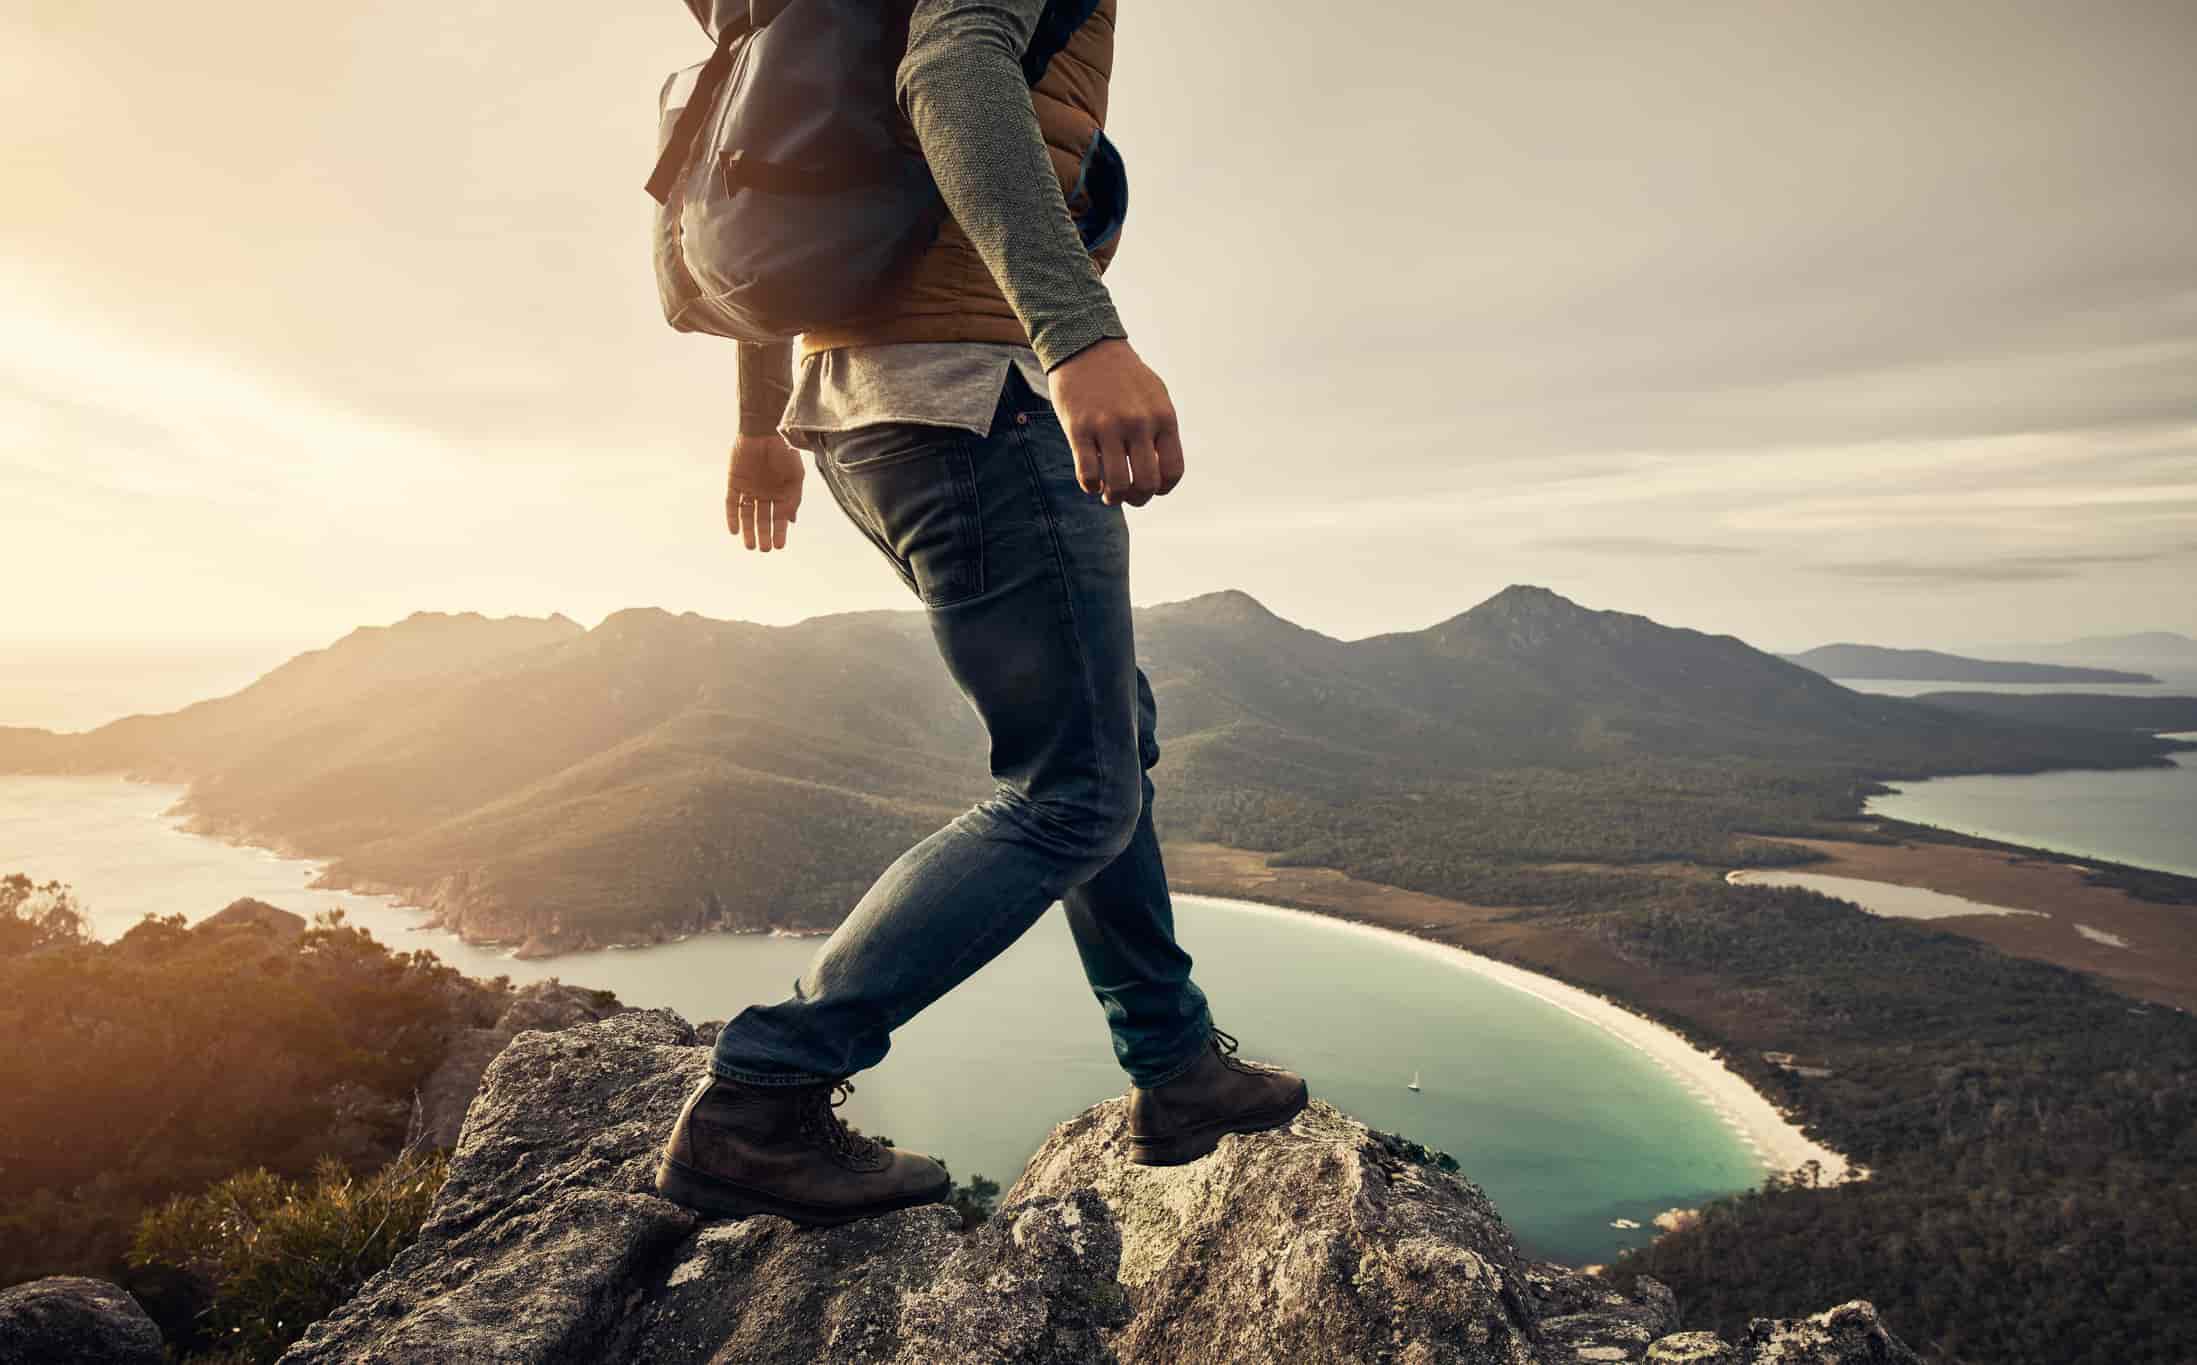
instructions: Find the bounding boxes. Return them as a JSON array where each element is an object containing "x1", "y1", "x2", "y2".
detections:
[
  {"x1": 1010, "y1": 1098, "x2": 1545, "y2": 1363},
  {"x1": 1736, "y1": 1301, "x2": 1923, "y2": 1364},
  {"x1": 494, "y1": 979, "x2": 625, "y2": 1036},
  {"x1": 1646, "y1": 1333, "x2": 1741, "y2": 1364},
  {"x1": 282, "y1": 1010, "x2": 704, "y2": 1363},
  {"x1": 631, "y1": 1201, "x2": 965, "y2": 1365},
  {"x1": 1525, "y1": 1260, "x2": 1677, "y2": 1361},
  {"x1": 412, "y1": 980, "x2": 632, "y2": 1150},
  {"x1": 413, "y1": 1026, "x2": 514, "y2": 1150},
  {"x1": 889, "y1": 1189, "x2": 1132, "y2": 1364},
  {"x1": 281, "y1": 1011, "x2": 1919, "y2": 1365},
  {"x1": 0, "y1": 1277, "x2": 164, "y2": 1365}
]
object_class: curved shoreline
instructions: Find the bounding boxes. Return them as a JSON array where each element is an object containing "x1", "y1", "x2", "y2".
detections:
[
  {"x1": 1180, "y1": 891, "x2": 1861, "y2": 1186},
  {"x1": 35, "y1": 775, "x2": 1858, "y2": 1186}
]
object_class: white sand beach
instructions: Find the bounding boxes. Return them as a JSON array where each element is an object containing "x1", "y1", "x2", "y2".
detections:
[{"x1": 1186, "y1": 893, "x2": 1862, "y2": 1185}]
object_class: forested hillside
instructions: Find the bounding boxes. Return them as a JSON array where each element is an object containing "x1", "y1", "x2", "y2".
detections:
[{"x1": 0, "y1": 587, "x2": 2175, "y2": 951}]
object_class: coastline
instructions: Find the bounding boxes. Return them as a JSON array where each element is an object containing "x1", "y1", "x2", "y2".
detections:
[
  {"x1": 1178, "y1": 890, "x2": 1861, "y2": 1186},
  {"x1": 12, "y1": 774, "x2": 1861, "y2": 1197},
  {"x1": 1748, "y1": 832, "x2": 2197, "y2": 1013}
]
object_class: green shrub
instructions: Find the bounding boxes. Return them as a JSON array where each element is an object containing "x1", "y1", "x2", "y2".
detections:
[{"x1": 128, "y1": 1146, "x2": 447, "y2": 1364}]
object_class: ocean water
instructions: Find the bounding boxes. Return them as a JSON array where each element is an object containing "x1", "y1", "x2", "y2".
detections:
[
  {"x1": 1862, "y1": 737, "x2": 2197, "y2": 880},
  {"x1": 1834, "y1": 672, "x2": 2197, "y2": 879},
  {"x1": 1839, "y1": 668, "x2": 2197, "y2": 700},
  {"x1": 0, "y1": 775, "x2": 1771, "y2": 1265}
]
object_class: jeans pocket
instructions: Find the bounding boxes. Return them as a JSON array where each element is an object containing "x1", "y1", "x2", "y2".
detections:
[
  {"x1": 820, "y1": 421, "x2": 956, "y2": 474},
  {"x1": 825, "y1": 431, "x2": 987, "y2": 608}
]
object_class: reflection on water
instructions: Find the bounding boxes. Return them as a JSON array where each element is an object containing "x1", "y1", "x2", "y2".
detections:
[
  {"x1": 1726, "y1": 868, "x2": 2047, "y2": 921},
  {"x1": 1865, "y1": 750, "x2": 2197, "y2": 881}
]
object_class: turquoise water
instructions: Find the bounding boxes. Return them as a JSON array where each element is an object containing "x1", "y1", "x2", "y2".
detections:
[
  {"x1": 1863, "y1": 737, "x2": 2197, "y2": 880},
  {"x1": 0, "y1": 776, "x2": 1773, "y2": 1263},
  {"x1": 1834, "y1": 673, "x2": 2197, "y2": 879}
]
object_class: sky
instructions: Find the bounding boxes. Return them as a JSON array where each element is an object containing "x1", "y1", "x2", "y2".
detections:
[{"x1": 6, "y1": 0, "x2": 2195, "y2": 704}]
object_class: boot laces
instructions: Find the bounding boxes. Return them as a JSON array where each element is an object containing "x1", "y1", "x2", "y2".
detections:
[
  {"x1": 1212, "y1": 1027, "x2": 1281, "y2": 1076},
  {"x1": 796, "y1": 1080, "x2": 886, "y2": 1167}
]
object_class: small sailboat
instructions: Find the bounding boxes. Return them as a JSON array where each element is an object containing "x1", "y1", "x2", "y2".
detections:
[{"x1": 1406, "y1": 1070, "x2": 1422, "y2": 1093}]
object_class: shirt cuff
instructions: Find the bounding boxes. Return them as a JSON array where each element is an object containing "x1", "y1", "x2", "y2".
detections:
[{"x1": 1034, "y1": 303, "x2": 1128, "y2": 373}]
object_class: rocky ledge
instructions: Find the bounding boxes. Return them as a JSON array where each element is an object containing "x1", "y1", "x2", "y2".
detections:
[
  {"x1": 0, "y1": 1277, "x2": 164, "y2": 1365},
  {"x1": 278, "y1": 1011, "x2": 1919, "y2": 1365}
]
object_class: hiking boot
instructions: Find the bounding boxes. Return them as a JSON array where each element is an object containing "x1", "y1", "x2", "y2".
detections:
[
  {"x1": 1126, "y1": 1027, "x2": 1309, "y2": 1167},
  {"x1": 653, "y1": 1074, "x2": 951, "y2": 1227}
]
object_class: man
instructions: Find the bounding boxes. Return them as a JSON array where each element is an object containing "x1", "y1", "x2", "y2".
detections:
[{"x1": 654, "y1": 0, "x2": 1308, "y2": 1228}]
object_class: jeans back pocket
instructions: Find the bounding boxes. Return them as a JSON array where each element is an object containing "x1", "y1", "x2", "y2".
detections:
[{"x1": 819, "y1": 424, "x2": 987, "y2": 608}]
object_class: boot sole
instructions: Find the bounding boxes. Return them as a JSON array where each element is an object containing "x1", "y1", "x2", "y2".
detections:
[
  {"x1": 1126, "y1": 1081, "x2": 1310, "y2": 1167},
  {"x1": 653, "y1": 1157, "x2": 952, "y2": 1228}
]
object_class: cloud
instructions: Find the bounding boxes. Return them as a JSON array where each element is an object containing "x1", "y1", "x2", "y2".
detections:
[
  {"x1": 1540, "y1": 537, "x2": 1756, "y2": 558},
  {"x1": 1816, "y1": 548, "x2": 2194, "y2": 586},
  {"x1": 6, "y1": 0, "x2": 2197, "y2": 650}
]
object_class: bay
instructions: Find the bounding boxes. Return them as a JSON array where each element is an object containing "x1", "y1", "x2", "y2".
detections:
[
  {"x1": 1863, "y1": 745, "x2": 2197, "y2": 880},
  {"x1": 0, "y1": 775, "x2": 1775, "y2": 1264},
  {"x1": 1833, "y1": 674, "x2": 2197, "y2": 879}
]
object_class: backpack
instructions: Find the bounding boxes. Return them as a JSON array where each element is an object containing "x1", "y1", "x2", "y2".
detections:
[{"x1": 646, "y1": 0, "x2": 1122, "y2": 345}]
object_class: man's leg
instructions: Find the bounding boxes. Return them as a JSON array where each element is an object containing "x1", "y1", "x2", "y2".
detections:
[
  {"x1": 710, "y1": 373, "x2": 1208, "y2": 1086},
  {"x1": 1059, "y1": 665, "x2": 1215, "y2": 1087}
]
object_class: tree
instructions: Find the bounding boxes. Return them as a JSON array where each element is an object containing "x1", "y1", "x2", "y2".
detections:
[{"x1": 0, "y1": 872, "x2": 90, "y2": 955}]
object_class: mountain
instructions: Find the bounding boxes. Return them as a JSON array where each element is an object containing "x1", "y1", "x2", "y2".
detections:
[
  {"x1": 1781, "y1": 643, "x2": 2155, "y2": 684},
  {"x1": 0, "y1": 611, "x2": 586, "y2": 773},
  {"x1": 1, "y1": 587, "x2": 2174, "y2": 948},
  {"x1": 1970, "y1": 631, "x2": 2197, "y2": 673}
]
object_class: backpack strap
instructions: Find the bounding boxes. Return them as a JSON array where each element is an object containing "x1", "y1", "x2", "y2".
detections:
[
  {"x1": 1022, "y1": 0, "x2": 1101, "y2": 86},
  {"x1": 645, "y1": 11, "x2": 754, "y2": 205},
  {"x1": 650, "y1": 0, "x2": 1097, "y2": 206}
]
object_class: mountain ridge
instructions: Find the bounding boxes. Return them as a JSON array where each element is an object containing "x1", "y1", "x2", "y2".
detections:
[
  {"x1": 1784, "y1": 643, "x2": 2157, "y2": 684},
  {"x1": 1, "y1": 586, "x2": 2176, "y2": 951}
]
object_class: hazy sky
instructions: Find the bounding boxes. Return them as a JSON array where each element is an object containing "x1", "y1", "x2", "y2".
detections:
[{"x1": 6, "y1": 0, "x2": 2194, "y2": 671}]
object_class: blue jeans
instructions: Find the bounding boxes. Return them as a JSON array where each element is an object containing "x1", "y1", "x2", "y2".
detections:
[{"x1": 711, "y1": 368, "x2": 1215, "y2": 1090}]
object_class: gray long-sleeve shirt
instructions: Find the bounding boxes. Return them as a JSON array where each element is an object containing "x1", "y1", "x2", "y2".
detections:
[{"x1": 733, "y1": 0, "x2": 1125, "y2": 441}]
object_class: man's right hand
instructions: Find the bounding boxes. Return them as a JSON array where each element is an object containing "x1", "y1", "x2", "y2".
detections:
[
  {"x1": 726, "y1": 433, "x2": 804, "y2": 553},
  {"x1": 1046, "y1": 338, "x2": 1185, "y2": 507}
]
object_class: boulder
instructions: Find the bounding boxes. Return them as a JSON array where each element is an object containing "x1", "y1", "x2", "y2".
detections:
[
  {"x1": 0, "y1": 1277, "x2": 164, "y2": 1365},
  {"x1": 1011, "y1": 1098, "x2": 1554, "y2": 1363},
  {"x1": 281, "y1": 1012, "x2": 1920, "y2": 1365},
  {"x1": 1737, "y1": 1302, "x2": 1922, "y2": 1364},
  {"x1": 1646, "y1": 1334, "x2": 1741, "y2": 1364},
  {"x1": 494, "y1": 979, "x2": 623, "y2": 1035},
  {"x1": 411, "y1": 980, "x2": 630, "y2": 1149},
  {"x1": 413, "y1": 1026, "x2": 516, "y2": 1150}
]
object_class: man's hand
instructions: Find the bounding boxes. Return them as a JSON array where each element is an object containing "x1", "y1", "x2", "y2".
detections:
[
  {"x1": 1046, "y1": 338, "x2": 1185, "y2": 507},
  {"x1": 726, "y1": 433, "x2": 803, "y2": 552}
]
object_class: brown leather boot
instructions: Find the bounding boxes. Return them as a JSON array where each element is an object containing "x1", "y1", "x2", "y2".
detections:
[
  {"x1": 653, "y1": 1075, "x2": 951, "y2": 1227},
  {"x1": 1126, "y1": 1027, "x2": 1309, "y2": 1167}
]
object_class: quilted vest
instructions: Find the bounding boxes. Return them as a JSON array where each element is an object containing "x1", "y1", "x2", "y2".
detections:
[{"x1": 795, "y1": 0, "x2": 1119, "y2": 360}]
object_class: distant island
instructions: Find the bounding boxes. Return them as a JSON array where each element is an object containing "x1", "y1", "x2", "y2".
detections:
[
  {"x1": 1782, "y1": 642, "x2": 2158, "y2": 684},
  {"x1": 1915, "y1": 691, "x2": 2197, "y2": 733},
  {"x1": 1972, "y1": 630, "x2": 2197, "y2": 672}
]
